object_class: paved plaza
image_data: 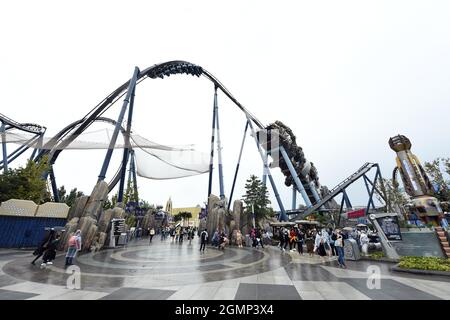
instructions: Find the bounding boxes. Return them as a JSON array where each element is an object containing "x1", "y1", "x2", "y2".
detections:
[{"x1": 0, "y1": 239, "x2": 449, "y2": 300}]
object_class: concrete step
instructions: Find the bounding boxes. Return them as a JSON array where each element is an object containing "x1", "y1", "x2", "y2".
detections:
[
  {"x1": 436, "y1": 231, "x2": 446, "y2": 236},
  {"x1": 439, "y1": 236, "x2": 448, "y2": 241}
]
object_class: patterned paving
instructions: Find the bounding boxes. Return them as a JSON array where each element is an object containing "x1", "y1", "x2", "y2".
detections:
[{"x1": 0, "y1": 239, "x2": 449, "y2": 300}]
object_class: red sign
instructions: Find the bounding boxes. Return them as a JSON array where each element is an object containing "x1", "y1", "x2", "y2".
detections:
[{"x1": 347, "y1": 209, "x2": 366, "y2": 219}]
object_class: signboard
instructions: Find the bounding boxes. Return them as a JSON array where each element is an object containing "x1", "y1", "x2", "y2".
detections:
[
  {"x1": 347, "y1": 208, "x2": 365, "y2": 219},
  {"x1": 112, "y1": 218, "x2": 125, "y2": 236},
  {"x1": 376, "y1": 215, "x2": 402, "y2": 241}
]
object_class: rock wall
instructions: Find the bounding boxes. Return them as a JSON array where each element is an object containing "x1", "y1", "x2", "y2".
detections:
[{"x1": 60, "y1": 181, "x2": 121, "y2": 252}]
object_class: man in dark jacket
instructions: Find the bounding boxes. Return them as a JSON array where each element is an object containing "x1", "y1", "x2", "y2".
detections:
[
  {"x1": 199, "y1": 229, "x2": 208, "y2": 252},
  {"x1": 31, "y1": 229, "x2": 55, "y2": 265}
]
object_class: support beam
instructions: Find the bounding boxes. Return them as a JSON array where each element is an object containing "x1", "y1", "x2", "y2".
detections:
[
  {"x1": 308, "y1": 181, "x2": 322, "y2": 204},
  {"x1": 130, "y1": 150, "x2": 139, "y2": 202},
  {"x1": 365, "y1": 169, "x2": 380, "y2": 215},
  {"x1": 343, "y1": 190, "x2": 352, "y2": 208},
  {"x1": 1, "y1": 123, "x2": 8, "y2": 172},
  {"x1": 363, "y1": 175, "x2": 376, "y2": 209},
  {"x1": 278, "y1": 146, "x2": 312, "y2": 208},
  {"x1": 292, "y1": 186, "x2": 297, "y2": 210},
  {"x1": 98, "y1": 66, "x2": 140, "y2": 182},
  {"x1": 117, "y1": 83, "x2": 136, "y2": 204},
  {"x1": 228, "y1": 121, "x2": 249, "y2": 211},
  {"x1": 214, "y1": 87, "x2": 225, "y2": 199},
  {"x1": 207, "y1": 88, "x2": 217, "y2": 200},
  {"x1": 246, "y1": 116, "x2": 287, "y2": 221},
  {"x1": 49, "y1": 166, "x2": 59, "y2": 202},
  {"x1": 262, "y1": 151, "x2": 268, "y2": 187}
]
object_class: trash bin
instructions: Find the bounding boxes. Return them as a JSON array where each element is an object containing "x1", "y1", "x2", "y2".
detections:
[{"x1": 344, "y1": 238, "x2": 361, "y2": 260}]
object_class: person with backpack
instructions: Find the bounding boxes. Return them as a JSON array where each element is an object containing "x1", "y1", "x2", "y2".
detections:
[
  {"x1": 65, "y1": 230, "x2": 82, "y2": 267},
  {"x1": 199, "y1": 228, "x2": 208, "y2": 252}
]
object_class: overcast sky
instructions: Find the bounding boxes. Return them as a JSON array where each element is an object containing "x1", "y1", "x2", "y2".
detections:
[{"x1": 1, "y1": 1, "x2": 449, "y2": 210}]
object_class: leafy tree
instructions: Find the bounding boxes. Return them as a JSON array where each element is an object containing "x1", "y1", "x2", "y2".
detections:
[
  {"x1": 58, "y1": 186, "x2": 84, "y2": 207},
  {"x1": 242, "y1": 175, "x2": 274, "y2": 224},
  {"x1": 376, "y1": 178, "x2": 410, "y2": 218},
  {"x1": 0, "y1": 157, "x2": 50, "y2": 204},
  {"x1": 424, "y1": 158, "x2": 450, "y2": 202},
  {"x1": 173, "y1": 213, "x2": 183, "y2": 223}
]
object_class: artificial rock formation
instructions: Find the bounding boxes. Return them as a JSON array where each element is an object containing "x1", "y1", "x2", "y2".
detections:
[
  {"x1": 67, "y1": 196, "x2": 89, "y2": 221},
  {"x1": 83, "y1": 181, "x2": 109, "y2": 220},
  {"x1": 60, "y1": 181, "x2": 123, "y2": 252}
]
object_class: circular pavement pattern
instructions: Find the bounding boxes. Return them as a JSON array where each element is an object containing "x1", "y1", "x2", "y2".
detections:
[{"x1": 3, "y1": 238, "x2": 292, "y2": 289}]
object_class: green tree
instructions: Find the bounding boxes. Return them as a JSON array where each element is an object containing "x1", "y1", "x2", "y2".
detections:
[
  {"x1": 0, "y1": 157, "x2": 50, "y2": 204},
  {"x1": 424, "y1": 158, "x2": 450, "y2": 202},
  {"x1": 173, "y1": 213, "x2": 183, "y2": 223},
  {"x1": 242, "y1": 175, "x2": 274, "y2": 224},
  {"x1": 58, "y1": 186, "x2": 84, "y2": 207},
  {"x1": 376, "y1": 178, "x2": 410, "y2": 217}
]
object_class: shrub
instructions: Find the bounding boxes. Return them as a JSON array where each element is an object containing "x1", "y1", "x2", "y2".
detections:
[{"x1": 398, "y1": 256, "x2": 450, "y2": 272}]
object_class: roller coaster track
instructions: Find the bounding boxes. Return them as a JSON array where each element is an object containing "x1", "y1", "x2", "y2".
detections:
[
  {"x1": 0, "y1": 112, "x2": 46, "y2": 134},
  {"x1": 35, "y1": 61, "x2": 265, "y2": 166},
  {"x1": 289, "y1": 162, "x2": 381, "y2": 221}
]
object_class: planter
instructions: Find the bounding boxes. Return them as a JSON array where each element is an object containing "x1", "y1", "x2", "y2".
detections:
[{"x1": 391, "y1": 263, "x2": 450, "y2": 277}]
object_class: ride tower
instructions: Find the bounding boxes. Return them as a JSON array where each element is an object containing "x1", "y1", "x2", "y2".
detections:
[{"x1": 389, "y1": 134, "x2": 443, "y2": 225}]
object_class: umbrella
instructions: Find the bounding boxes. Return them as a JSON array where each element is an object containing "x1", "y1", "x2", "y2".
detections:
[
  {"x1": 356, "y1": 224, "x2": 367, "y2": 227},
  {"x1": 343, "y1": 227, "x2": 353, "y2": 231}
]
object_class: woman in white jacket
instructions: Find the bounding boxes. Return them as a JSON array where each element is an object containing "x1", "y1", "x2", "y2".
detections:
[{"x1": 360, "y1": 231, "x2": 370, "y2": 256}]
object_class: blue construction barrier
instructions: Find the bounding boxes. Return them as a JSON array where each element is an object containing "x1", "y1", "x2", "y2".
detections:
[{"x1": 0, "y1": 216, "x2": 66, "y2": 248}]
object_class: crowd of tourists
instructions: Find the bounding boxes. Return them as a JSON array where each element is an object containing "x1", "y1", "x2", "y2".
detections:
[{"x1": 277, "y1": 226, "x2": 348, "y2": 268}]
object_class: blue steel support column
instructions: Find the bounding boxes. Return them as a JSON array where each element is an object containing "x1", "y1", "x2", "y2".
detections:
[
  {"x1": 117, "y1": 83, "x2": 136, "y2": 204},
  {"x1": 207, "y1": 88, "x2": 217, "y2": 200},
  {"x1": 1, "y1": 123, "x2": 8, "y2": 173},
  {"x1": 308, "y1": 181, "x2": 322, "y2": 204},
  {"x1": 343, "y1": 190, "x2": 352, "y2": 208},
  {"x1": 365, "y1": 169, "x2": 380, "y2": 215},
  {"x1": 278, "y1": 146, "x2": 313, "y2": 208},
  {"x1": 131, "y1": 150, "x2": 139, "y2": 202},
  {"x1": 98, "y1": 67, "x2": 139, "y2": 182},
  {"x1": 228, "y1": 121, "x2": 249, "y2": 211},
  {"x1": 292, "y1": 186, "x2": 297, "y2": 210},
  {"x1": 363, "y1": 175, "x2": 376, "y2": 209},
  {"x1": 49, "y1": 166, "x2": 60, "y2": 202},
  {"x1": 214, "y1": 87, "x2": 225, "y2": 199},
  {"x1": 246, "y1": 116, "x2": 287, "y2": 221}
]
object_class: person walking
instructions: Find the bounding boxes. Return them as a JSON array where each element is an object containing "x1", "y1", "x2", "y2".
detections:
[
  {"x1": 31, "y1": 228, "x2": 56, "y2": 265},
  {"x1": 256, "y1": 228, "x2": 264, "y2": 248},
  {"x1": 289, "y1": 227, "x2": 297, "y2": 251},
  {"x1": 360, "y1": 231, "x2": 370, "y2": 256},
  {"x1": 278, "y1": 228, "x2": 285, "y2": 251},
  {"x1": 149, "y1": 228, "x2": 155, "y2": 243},
  {"x1": 283, "y1": 228, "x2": 289, "y2": 251},
  {"x1": 296, "y1": 228, "x2": 304, "y2": 255},
  {"x1": 334, "y1": 230, "x2": 346, "y2": 268},
  {"x1": 330, "y1": 228, "x2": 338, "y2": 256},
  {"x1": 188, "y1": 228, "x2": 194, "y2": 245},
  {"x1": 199, "y1": 228, "x2": 208, "y2": 252},
  {"x1": 306, "y1": 230, "x2": 315, "y2": 256},
  {"x1": 41, "y1": 234, "x2": 61, "y2": 268},
  {"x1": 314, "y1": 229, "x2": 327, "y2": 259},
  {"x1": 65, "y1": 230, "x2": 82, "y2": 267}
]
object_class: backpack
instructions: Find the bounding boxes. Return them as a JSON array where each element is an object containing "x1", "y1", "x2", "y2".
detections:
[{"x1": 68, "y1": 236, "x2": 77, "y2": 247}]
